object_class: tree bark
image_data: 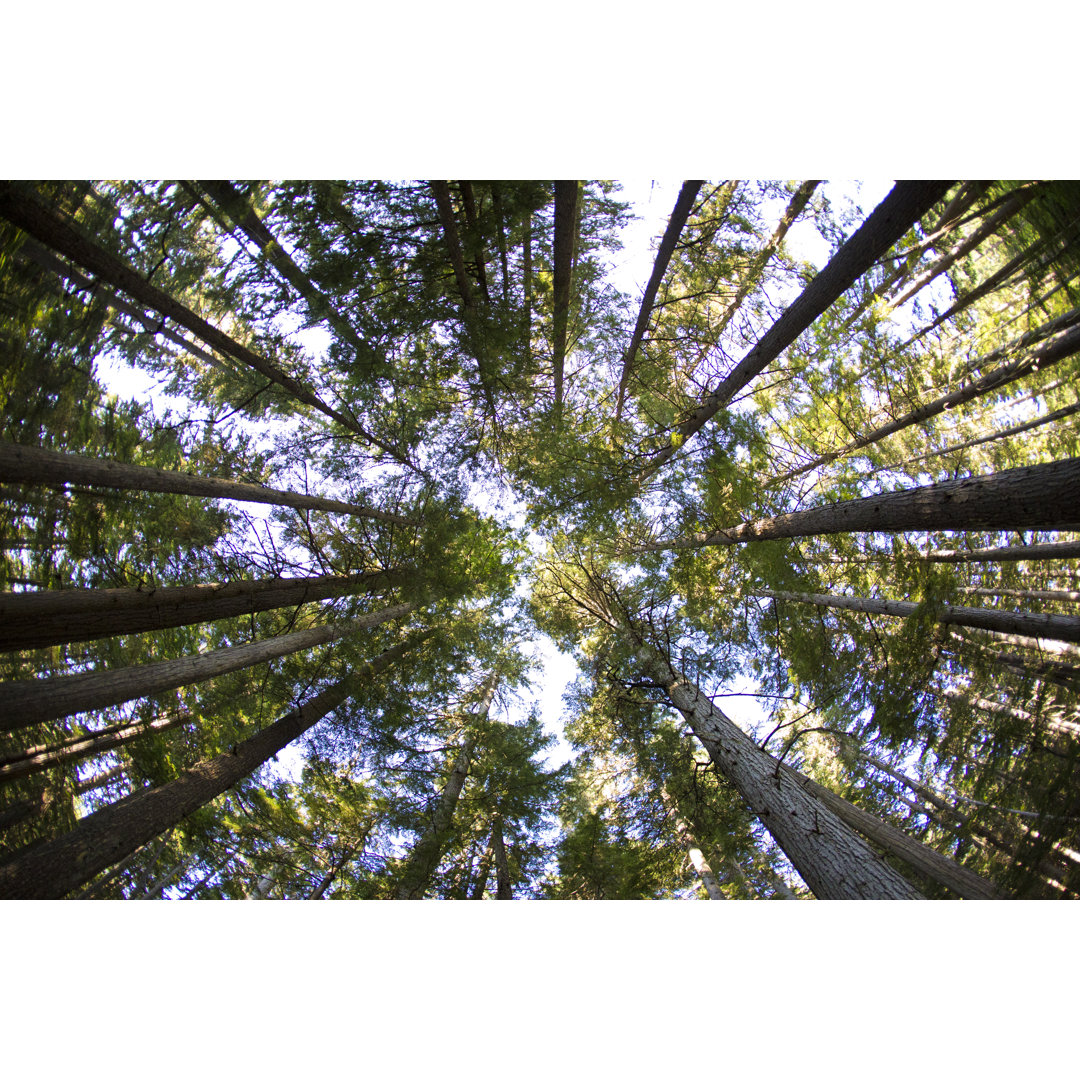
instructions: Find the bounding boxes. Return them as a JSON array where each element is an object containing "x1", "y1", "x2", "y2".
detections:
[
  {"x1": 638, "y1": 457, "x2": 1080, "y2": 551},
  {"x1": 0, "y1": 713, "x2": 188, "y2": 786},
  {"x1": 74, "y1": 764, "x2": 127, "y2": 795},
  {"x1": 0, "y1": 635, "x2": 426, "y2": 899},
  {"x1": 0, "y1": 601, "x2": 418, "y2": 731},
  {"x1": 491, "y1": 813, "x2": 513, "y2": 899},
  {"x1": 760, "y1": 587, "x2": 1080, "y2": 645},
  {"x1": 0, "y1": 184, "x2": 411, "y2": 462},
  {"x1": 641, "y1": 649, "x2": 924, "y2": 898},
  {"x1": 636, "y1": 181, "x2": 953, "y2": 482},
  {"x1": 0, "y1": 442, "x2": 416, "y2": 525},
  {"x1": 775, "y1": 321, "x2": 1080, "y2": 483},
  {"x1": 614, "y1": 181, "x2": 704, "y2": 420},
  {"x1": 395, "y1": 676, "x2": 497, "y2": 899},
  {"x1": 907, "y1": 538, "x2": 1080, "y2": 564},
  {"x1": 957, "y1": 586, "x2": 1080, "y2": 604},
  {"x1": 469, "y1": 834, "x2": 494, "y2": 899},
  {"x1": 0, "y1": 568, "x2": 404, "y2": 652},
  {"x1": 195, "y1": 180, "x2": 374, "y2": 364},
  {"x1": 552, "y1": 180, "x2": 580, "y2": 423}
]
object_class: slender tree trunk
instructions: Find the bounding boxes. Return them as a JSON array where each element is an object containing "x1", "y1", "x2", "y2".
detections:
[
  {"x1": 430, "y1": 181, "x2": 474, "y2": 311},
  {"x1": 0, "y1": 713, "x2": 188, "y2": 786},
  {"x1": 882, "y1": 183, "x2": 1042, "y2": 315},
  {"x1": 74, "y1": 764, "x2": 127, "y2": 795},
  {"x1": 458, "y1": 182, "x2": 491, "y2": 304},
  {"x1": 195, "y1": 180, "x2": 374, "y2": 364},
  {"x1": 686, "y1": 842, "x2": 725, "y2": 899},
  {"x1": 0, "y1": 601, "x2": 419, "y2": 731},
  {"x1": 684, "y1": 181, "x2": 820, "y2": 382},
  {"x1": 491, "y1": 813, "x2": 512, "y2": 899},
  {"x1": 0, "y1": 635, "x2": 426, "y2": 899},
  {"x1": 13, "y1": 234, "x2": 229, "y2": 373},
  {"x1": 956, "y1": 587, "x2": 1080, "y2": 605},
  {"x1": 760, "y1": 587, "x2": 1080, "y2": 646},
  {"x1": 0, "y1": 567, "x2": 404, "y2": 652},
  {"x1": 942, "y1": 688, "x2": 1080, "y2": 740},
  {"x1": 490, "y1": 183, "x2": 510, "y2": 303},
  {"x1": 396, "y1": 676, "x2": 497, "y2": 899},
  {"x1": 638, "y1": 457, "x2": 1080, "y2": 552},
  {"x1": 614, "y1": 181, "x2": 704, "y2": 420},
  {"x1": 637, "y1": 181, "x2": 953, "y2": 482},
  {"x1": 907, "y1": 538, "x2": 1080, "y2": 565},
  {"x1": 552, "y1": 180, "x2": 580, "y2": 423},
  {"x1": 469, "y1": 833, "x2": 494, "y2": 899},
  {"x1": 639, "y1": 648, "x2": 923, "y2": 898},
  {"x1": 0, "y1": 184, "x2": 413, "y2": 462},
  {"x1": 522, "y1": 210, "x2": 532, "y2": 352},
  {"x1": 0, "y1": 442, "x2": 415, "y2": 525},
  {"x1": 775, "y1": 321, "x2": 1080, "y2": 483},
  {"x1": 0, "y1": 789, "x2": 52, "y2": 833}
]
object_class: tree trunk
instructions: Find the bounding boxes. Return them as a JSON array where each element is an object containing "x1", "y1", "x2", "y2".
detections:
[
  {"x1": 0, "y1": 713, "x2": 188, "y2": 786},
  {"x1": 552, "y1": 180, "x2": 580, "y2": 423},
  {"x1": 639, "y1": 457, "x2": 1080, "y2": 552},
  {"x1": 0, "y1": 567, "x2": 404, "y2": 652},
  {"x1": 0, "y1": 635, "x2": 426, "y2": 899},
  {"x1": 637, "y1": 181, "x2": 953, "y2": 482},
  {"x1": 0, "y1": 601, "x2": 418, "y2": 731},
  {"x1": 640, "y1": 649, "x2": 924, "y2": 898},
  {"x1": 0, "y1": 442, "x2": 415, "y2": 525},
  {"x1": 74, "y1": 764, "x2": 127, "y2": 795},
  {"x1": 908, "y1": 538, "x2": 1080, "y2": 564},
  {"x1": 0, "y1": 184, "x2": 412, "y2": 462},
  {"x1": 430, "y1": 181, "x2": 474, "y2": 311},
  {"x1": 957, "y1": 586, "x2": 1080, "y2": 605},
  {"x1": 195, "y1": 180, "x2": 374, "y2": 364},
  {"x1": 469, "y1": 834, "x2": 494, "y2": 899},
  {"x1": 760, "y1": 587, "x2": 1080, "y2": 646},
  {"x1": 775, "y1": 760, "x2": 1001, "y2": 899},
  {"x1": 491, "y1": 813, "x2": 513, "y2": 899},
  {"x1": 614, "y1": 181, "x2": 704, "y2": 420},
  {"x1": 775, "y1": 321, "x2": 1080, "y2": 483},
  {"x1": 395, "y1": 676, "x2": 497, "y2": 899},
  {"x1": 458, "y1": 182, "x2": 491, "y2": 304},
  {"x1": 13, "y1": 234, "x2": 229, "y2": 373},
  {"x1": 684, "y1": 180, "x2": 820, "y2": 382}
]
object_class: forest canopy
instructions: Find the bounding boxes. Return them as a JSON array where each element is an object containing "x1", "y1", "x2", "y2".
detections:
[{"x1": 2, "y1": 178, "x2": 1079, "y2": 900}]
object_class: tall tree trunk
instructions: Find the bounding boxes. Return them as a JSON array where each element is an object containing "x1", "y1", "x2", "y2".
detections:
[
  {"x1": 458, "y1": 182, "x2": 491, "y2": 304},
  {"x1": 469, "y1": 833, "x2": 494, "y2": 899},
  {"x1": 395, "y1": 676, "x2": 497, "y2": 899},
  {"x1": 760, "y1": 587, "x2": 1080, "y2": 645},
  {"x1": 195, "y1": 180, "x2": 374, "y2": 365},
  {"x1": 522, "y1": 209, "x2": 532, "y2": 353},
  {"x1": 0, "y1": 634, "x2": 427, "y2": 899},
  {"x1": 0, "y1": 442, "x2": 415, "y2": 525},
  {"x1": 614, "y1": 181, "x2": 704, "y2": 420},
  {"x1": 0, "y1": 601, "x2": 419, "y2": 731},
  {"x1": 685, "y1": 839, "x2": 725, "y2": 899},
  {"x1": 639, "y1": 648, "x2": 924, "y2": 898},
  {"x1": 638, "y1": 457, "x2": 1080, "y2": 552},
  {"x1": 430, "y1": 181, "x2": 474, "y2": 311},
  {"x1": 74, "y1": 764, "x2": 127, "y2": 795},
  {"x1": 13, "y1": 234, "x2": 229, "y2": 373},
  {"x1": 0, "y1": 568, "x2": 403, "y2": 653},
  {"x1": 906, "y1": 538, "x2": 1080, "y2": 565},
  {"x1": 636, "y1": 181, "x2": 953, "y2": 482},
  {"x1": 957, "y1": 586, "x2": 1080, "y2": 604},
  {"x1": 491, "y1": 813, "x2": 512, "y2": 899},
  {"x1": 775, "y1": 321, "x2": 1080, "y2": 483},
  {"x1": 0, "y1": 184, "x2": 413, "y2": 464},
  {"x1": 552, "y1": 180, "x2": 580, "y2": 424},
  {"x1": 0, "y1": 713, "x2": 188, "y2": 786},
  {"x1": 490, "y1": 183, "x2": 510, "y2": 303},
  {"x1": 683, "y1": 181, "x2": 820, "y2": 382}
]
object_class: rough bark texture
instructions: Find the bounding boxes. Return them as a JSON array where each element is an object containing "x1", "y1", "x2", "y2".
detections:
[
  {"x1": 776, "y1": 761, "x2": 1001, "y2": 899},
  {"x1": 0, "y1": 636, "x2": 424, "y2": 899},
  {"x1": 761, "y1": 587, "x2": 1080, "y2": 645},
  {"x1": 643, "y1": 651, "x2": 923, "y2": 898},
  {"x1": 643, "y1": 457, "x2": 1080, "y2": 551},
  {"x1": 614, "y1": 181, "x2": 704, "y2": 419},
  {"x1": 637, "y1": 181, "x2": 953, "y2": 481},
  {"x1": 0, "y1": 442, "x2": 413, "y2": 525},
  {"x1": 430, "y1": 181, "x2": 474, "y2": 311},
  {"x1": 912, "y1": 538, "x2": 1080, "y2": 564},
  {"x1": 0, "y1": 184, "x2": 403, "y2": 452},
  {"x1": 0, "y1": 568, "x2": 403, "y2": 652},
  {"x1": 0, "y1": 602, "x2": 418, "y2": 731}
]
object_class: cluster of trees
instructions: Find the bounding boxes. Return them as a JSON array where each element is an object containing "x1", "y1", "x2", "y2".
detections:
[{"x1": 1, "y1": 178, "x2": 1077, "y2": 899}]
